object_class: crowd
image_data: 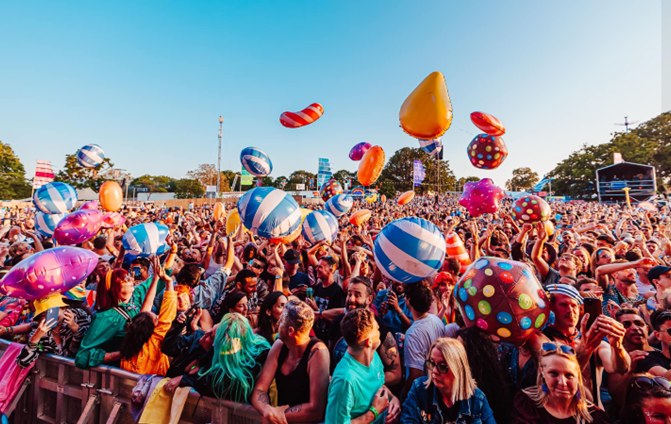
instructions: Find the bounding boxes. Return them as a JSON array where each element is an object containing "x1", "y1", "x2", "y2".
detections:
[{"x1": 2, "y1": 195, "x2": 671, "y2": 424}]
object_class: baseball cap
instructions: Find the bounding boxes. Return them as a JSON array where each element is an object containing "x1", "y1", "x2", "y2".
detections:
[
  {"x1": 33, "y1": 294, "x2": 67, "y2": 317},
  {"x1": 283, "y1": 249, "x2": 301, "y2": 265},
  {"x1": 546, "y1": 283, "x2": 583, "y2": 305},
  {"x1": 648, "y1": 266, "x2": 671, "y2": 282}
]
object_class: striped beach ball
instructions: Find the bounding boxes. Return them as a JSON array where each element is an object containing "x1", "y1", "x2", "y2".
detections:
[
  {"x1": 76, "y1": 144, "x2": 105, "y2": 168},
  {"x1": 35, "y1": 212, "x2": 66, "y2": 237},
  {"x1": 237, "y1": 187, "x2": 301, "y2": 240},
  {"x1": 324, "y1": 194, "x2": 353, "y2": 217},
  {"x1": 418, "y1": 138, "x2": 443, "y2": 157},
  {"x1": 374, "y1": 217, "x2": 446, "y2": 283},
  {"x1": 33, "y1": 182, "x2": 77, "y2": 214},
  {"x1": 122, "y1": 223, "x2": 170, "y2": 257},
  {"x1": 240, "y1": 147, "x2": 273, "y2": 177},
  {"x1": 302, "y1": 210, "x2": 339, "y2": 244}
]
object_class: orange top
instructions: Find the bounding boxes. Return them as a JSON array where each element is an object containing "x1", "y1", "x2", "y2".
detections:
[{"x1": 120, "y1": 291, "x2": 177, "y2": 376}]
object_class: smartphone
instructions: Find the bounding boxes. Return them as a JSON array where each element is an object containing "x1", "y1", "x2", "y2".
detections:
[
  {"x1": 583, "y1": 297, "x2": 602, "y2": 331},
  {"x1": 45, "y1": 307, "x2": 60, "y2": 329}
]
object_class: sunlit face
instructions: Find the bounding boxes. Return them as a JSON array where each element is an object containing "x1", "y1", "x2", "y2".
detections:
[
  {"x1": 579, "y1": 282, "x2": 602, "y2": 300},
  {"x1": 618, "y1": 313, "x2": 648, "y2": 347},
  {"x1": 655, "y1": 320, "x2": 671, "y2": 349},
  {"x1": 119, "y1": 276, "x2": 135, "y2": 302},
  {"x1": 269, "y1": 295, "x2": 287, "y2": 321},
  {"x1": 368, "y1": 318, "x2": 381, "y2": 350},
  {"x1": 558, "y1": 256, "x2": 577, "y2": 273},
  {"x1": 596, "y1": 250, "x2": 613, "y2": 265},
  {"x1": 232, "y1": 296, "x2": 248, "y2": 316},
  {"x1": 615, "y1": 268, "x2": 637, "y2": 285},
  {"x1": 642, "y1": 396, "x2": 671, "y2": 424},
  {"x1": 541, "y1": 354, "x2": 580, "y2": 400},
  {"x1": 95, "y1": 261, "x2": 110, "y2": 276},
  {"x1": 237, "y1": 277, "x2": 257, "y2": 295},
  {"x1": 551, "y1": 294, "x2": 580, "y2": 329},
  {"x1": 346, "y1": 282, "x2": 371, "y2": 312},
  {"x1": 656, "y1": 272, "x2": 671, "y2": 291},
  {"x1": 429, "y1": 347, "x2": 454, "y2": 392},
  {"x1": 317, "y1": 259, "x2": 334, "y2": 280}
]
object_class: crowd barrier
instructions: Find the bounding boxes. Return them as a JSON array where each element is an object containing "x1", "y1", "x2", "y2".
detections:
[{"x1": 0, "y1": 339, "x2": 263, "y2": 424}]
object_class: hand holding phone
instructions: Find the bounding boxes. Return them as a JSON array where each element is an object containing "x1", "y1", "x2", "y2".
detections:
[{"x1": 583, "y1": 297, "x2": 602, "y2": 331}]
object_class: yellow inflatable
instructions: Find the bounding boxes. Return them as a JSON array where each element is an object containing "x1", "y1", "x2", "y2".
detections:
[
  {"x1": 399, "y1": 71, "x2": 453, "y2": 139},
  {"x1": 365, "y1": 194, "x2": 378, "y2": 203},
  {"x1": 300, "y1": 208, "x2": 311, "y2": 224},
  {"x1": 213, "y1": 202, "x2": 225, "y2": 220},
  {"x1": 226, "y1": 209, "x2": 253, "y2": 236}
]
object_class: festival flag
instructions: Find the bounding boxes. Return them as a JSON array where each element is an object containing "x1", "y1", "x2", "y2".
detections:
[
  {"x1": 317, "y1": 158, "x2": 332, "y2": 189},
  {"x1": 33, "y1": 160, "x2": 55, "y2": 189},
  {"x1": 413, "y1": 160, "x2": 426, "y2": 187},
  {"x1": 240, "y1": 169, "x2": 254, "y2": 186}
]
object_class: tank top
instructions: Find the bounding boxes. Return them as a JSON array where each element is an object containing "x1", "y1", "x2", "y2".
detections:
[
  {"x1": 205, "y1": 256, "x2": 221, "y2": 278},
  {"x1": 275, "y1": 337, "x2": 320, "y2": 407}
]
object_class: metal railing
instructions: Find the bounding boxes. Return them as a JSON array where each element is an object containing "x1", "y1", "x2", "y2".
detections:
[{"x1": 0, "y1": 339, "x2": 263, "y2": 424}]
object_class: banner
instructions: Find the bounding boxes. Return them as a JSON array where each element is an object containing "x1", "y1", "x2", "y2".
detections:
[
  {"x1": 240, "y1": 169, "x2": 254, "y2": 186},
  {"x1": 317, "y1": 158, "x2": 332, "y2": 189},
  {"x1": 33, "y1": 160, "x2": 55, "y2": 189},
  {"x1": 413, "y1": 160, "x2": 425, "y2": 187},
  {"x1": 296, "y1": 183, "x2": 305, "y2": 190}
]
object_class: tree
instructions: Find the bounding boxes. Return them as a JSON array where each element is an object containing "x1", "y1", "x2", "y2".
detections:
[
  {"x1": 332, "y1": 169, "x2": 356, "y2": 186},
  {"x1": 378, "y1": 181, "x2": 396, "y2": 198},
  {"x1": 131, "y1": 175, "x2": 176, "y2": 199},
  {"x1": 288, "y1": 170, "x2": 317, "y2": 191},
  {"x1": 55, "y1": 153, "x2": 115, "y2": 190},
  {"x1": 378, "y1": 147, "x2": 456, "y2": 195},
  {"x1": 0, "y1": 141, "x2": 31, "y2": 199},
  {"x1": 186, "y1": 164, "x2": 231, "y2": 192},
  {"x1": 456, "y1": 176, "x2": 480, "y2": 191},
  {"x1": 261, "y1": 176, "x2": 275, "y2": 187},
  {"x1": 174, "y1": 179, "x2": 205, "y2": 199},
  {"x1": 505, "y1": 167, "x2": 539, "y2": 191}
]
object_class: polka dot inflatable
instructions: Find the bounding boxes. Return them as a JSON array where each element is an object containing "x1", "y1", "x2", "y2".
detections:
[
  {"x1": 76, "y1": 144, "x2": 105, "y2": 168},
  {"x1": 320, "y1": 179, "x2": 343, "y2": 202},
  {"x1": 511, "y1": 195, "x2": 552, "y2": 224},
  {"x1": 33, "y1": 182, "x2": 77, "y2": 214},
  {"x1": 467, "y1": 134, "x2": 508, "y2": 170},
  {"x1": 455, "y1": 256, "x2": 549, "y2": 347}
]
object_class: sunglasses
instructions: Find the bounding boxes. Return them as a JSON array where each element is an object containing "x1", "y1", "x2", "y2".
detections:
[
  {"x1": 541, "y1": 342, "x2": 576, "y2": 356},
  {"x1": 621, "y1": 320, "x2": 646, "y2": 329},
  {"x1": 631, "y1": 376, "x2": 671, "y2": 392},
  {"x1": 425, "y1": 359, "x2": 450, "y2": 375}
]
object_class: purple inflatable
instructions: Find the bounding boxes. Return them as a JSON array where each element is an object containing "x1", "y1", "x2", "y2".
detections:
[
  {"x1": 349, "y1": 142, "x2": 372, "y2": 161},
  {"x1": 102, "y1": 212, "x2": 126, "y2": 229},
  {"x1": 53, "y1": 209, "x2": 103, "y2": 245},
  {"x1": 78, "y1": 201, "x2": 99, "y2": 210},
  {"x1": 0, "y1": 247, "x2": 99, "y2": 299}
]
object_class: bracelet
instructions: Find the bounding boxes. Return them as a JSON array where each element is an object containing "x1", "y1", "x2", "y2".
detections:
[
  {"x1": 8, "y1": 327, "x2": 13, "y2": 335},
  {"x1": 368, "y1": 406, "x2": 379, "y2": 420}
]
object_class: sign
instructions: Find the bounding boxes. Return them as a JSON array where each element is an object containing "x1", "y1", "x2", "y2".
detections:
[
  {"x1": 296, "y1": 184, "x2": 305, "y2": 190},
  {"x1": 206, "y1": 185, "x2": 216, "y2": 193},
  {"x1": 413, "y1": 160, "x2": 426, "y2": 187},
  {"x1": 317, "y1": 158, "x2": 332, "y2": 189},
  {"x1": 240, "y1": 169, "x2": 253, "y2": 186}
]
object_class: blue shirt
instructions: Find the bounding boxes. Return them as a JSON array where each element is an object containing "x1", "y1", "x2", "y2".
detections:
[{"x1": 373, "y1": 289, "x2": 412, "y2": 335}]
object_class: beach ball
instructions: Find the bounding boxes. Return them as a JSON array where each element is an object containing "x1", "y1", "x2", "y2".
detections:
[
  {"x1": 0, "y1": 247, "x2": 98, "y2": 300},
  {"x1": 349, "y1": 142, "x2": 372, "y2": 161},
  {"x1": 470, "y1": 112, "x2": 505, "y2": 136},
  {"x1": 33, "y1": 182, "x2": 77, "y2": 214},
  {"x1": 455, "y1": 257, "x2": 549, "y2": 347},
  {"x1": 349, "y1": 209, "x2": 372, "y2": 226},
  {"x1": 467, "y1": 134, "x2": 508, "y2": 170},
  {"x1": 237, "y1": 187, "x2": 301, "y2": 240},
  {"x1": 77, "y1": 144, "x2": 105, "y2": 168},
  {"x1": 99, "y1": 181, "x2": 123, "y2": 212},
  {"x1": 445, "y1": 231, "x2": 472, "y2": 274},
  {"x1": 511, "y1": 195, "x2": 552, "y2": 224},
  {"x1": 320, "y1": 179, "x2": 343, "y2": 202},
  {"x1": 397, "y1": 191, "x2": 415, "y2": 206},
  {"x1": 240, "y1": 147, "x2": 273, "y2": 177},
  {"x1": 122, "y1": 223, "x2": 170, "y2": 257},
  {"x1": 35, "y1": 212, "x2": 66, "y2": 237},
  {"x1": 374, "y1": 217, "x2": 446, "y2": 283},
  {"x1": 53, "y1": 209, "x2": 103, "y2": 246},
  {"x1": 325, "y1": 194, "x2": 353, "y2": 217},
  {"x1": 101, "y1": 212, "x2": 126, "y2": 229},
  {"x1": 302, "y1": 210, "x2": 339, "y2": 244},
  {"x1": 418, "y1": 138, "x2": 443, "y2": 157}
]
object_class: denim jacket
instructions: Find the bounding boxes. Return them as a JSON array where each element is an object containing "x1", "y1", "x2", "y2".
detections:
[{"x1": 400, "y1": 377, "x2": 496, "y2": 424}]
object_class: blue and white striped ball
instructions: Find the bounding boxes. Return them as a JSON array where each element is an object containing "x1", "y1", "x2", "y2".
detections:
[
  {"x1": 77, "y1": 144, "x2": 105, "y2": 168},
  {"x1": 324, "y1": 194, "x2": 353, "y2": 217},
  {"x1": 302, "y1": 210, "x2": 339, "y2": 244},
  {"x1": 240, "y1": 147, "x2": 273, "y2": 177},
  {"x1": 374, "y1": 217, "x2": 446, "y2": 283},
  {"x1": 33, "y1": 182, "x2": 78, "y2": 214},
  {"x1": 418, "y1": 138, "x2": 443, "y2": 157},
  {"x1": 122, "y1": 223, "x2": 170, "y2": 258},
  {"x1": 237, "y1": 187, "x2": 301, "y2": 240},
  {"x1": 35, "y1": 212, "x2": 66, "y2": 237}
]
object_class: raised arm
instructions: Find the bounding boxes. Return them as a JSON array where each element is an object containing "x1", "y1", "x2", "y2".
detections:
[
  {"x1": 531, "y1": 222, "x2": 550, "y2": 281},
  {"x1": 140, "y1": 255, "x2": 163, "y2": 313}
]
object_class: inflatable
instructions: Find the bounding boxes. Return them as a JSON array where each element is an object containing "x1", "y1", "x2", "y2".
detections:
[
  {"x1": 320, "y1": 179, "x2": 343, "y2": 202},
  {"x1": 237, "y1": 187, "x2": 301, "y2": 240},
  {"x1": 380, "y1": 194, "x2": 386, "y2": 204},
  {"x1": 397, "y1": 190, "x2": 415, "y2": 206},
  {"x1": 445, "y1": 231, "x2": 472, "y2": 274},
  {"x1": 418, "y1": 138, "x2": 443, "y2": 157},
  {"x1": 374, "y1": 217, "x2": 446, "y2": 283},
  {"x1": 225, "y1": 209, "x2": 253, "y2": 237},
  {"x1": 78, "y1": 201, "x2": 99, "y2": 210},
  {"x1": 325, "y1": 194, "x2": 353, "y2": 217},
  {"x1": 349, "y1": 142, "x2": 372, "y2": 161},
  {"x1": 399, "y1": 71, "x2": 453, "y2": 139},
  {"x1": 470, "y1": 112, "x2": 505, "y2": 136},
  {"x1": 99, "y1": 181, "x2": 123, "y2": 212},
  {"x1": 638, "y1": 201, "x2": 658, "y2": 212},
  {"x1": 33, "y1": 182, "x2": 77, "y2": 214},
  {"x1": 349, "y1": 209, "x2": 372, "y2": 226},
  {"x1": 53, "y1": 209, "x2": 103, "y2": 246},
  {"x1": 0, "y1": 247, "x2": 98, "y2": 300},
  {"x1": 240, "y1": 147, "x2": 273, "y2": 177},
  {"x1": 458, "y1": 178, "x2": 505, "y2": 217},
  {"x1": 102, "y1": 212, "x2": 126, "y2": 229},
  {"x1": 280, "y1": 103, "x2": 324, "y2": 128},
  {"x1": 512, "y1": 195, "x2": 552, "y2": 224},
  {"x1": 35, "y1": 212, "x2": 66, "y2": 237},
  {"x1": 467, "y1": 134, "x2": 508, "y2": 170},
  {"x1": 76, "y1": 144, "x2": 105, "y2": 168},
  {"x1": 213, "y1": 202, "x2": 225, "y2": 220},
  {"x1": 270, "y1": 225, "x2": 302, "y2": 244},
  {"x1": 122, "y1": 223, "x2": 170, "y2": 257},
  {"x1": 302, "y1": 210, "x2": 339, "y2": 244},
  {"x1": 365, "y1": 194, "x2": 378, "y2": 203},
  {"x1": 358, "y1": 145, "x2": 385, "y2": 186},
  {"x1": 455, "y1": 257, "x2": 549, "y2": 347}
]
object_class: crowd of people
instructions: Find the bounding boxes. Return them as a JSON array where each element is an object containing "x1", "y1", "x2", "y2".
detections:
[{"x1": 2, "y1": 194, "x2": 671, "y2": 423}]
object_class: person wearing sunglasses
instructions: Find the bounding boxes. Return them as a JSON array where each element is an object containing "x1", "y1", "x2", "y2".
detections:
[
  {"x1": 512, "y1": 342, "x2": 611, "y2": 423},
  {"x1": 619, "y1": 374, "x2": 671, "y2": 424},
  {"x1": 401, "y1": 337, "x2": 496, "y2": 424},
  {"x1": 595, "y1": 258, "x2": 651, "y2": 317}
]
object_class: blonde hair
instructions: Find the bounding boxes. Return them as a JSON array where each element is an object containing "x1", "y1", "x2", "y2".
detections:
[
  {"x1": 590, "y1": 246, "x2": 614, "y2": 276},
  {"x1": 523, "y1": 348, "x2": 593, "y2": 422},
  {"x1": 425, "y1": 337, "x2": 477, "y2": 404}
]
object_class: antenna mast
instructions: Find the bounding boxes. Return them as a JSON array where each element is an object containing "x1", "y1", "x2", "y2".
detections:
[{"x1": 217, "y1": 116, "x2": 224, "y2": 197}]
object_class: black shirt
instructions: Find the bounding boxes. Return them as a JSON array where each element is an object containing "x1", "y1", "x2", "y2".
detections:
[
  {"x1": 288, "y1": 272, "x2": 310, "y2": 300},
  {"x1": 313, "y1": 282, "x2": 346, "y2": 341},
  {"x1": 636, "y1": 349, "x2": 671, "y2": 373}
]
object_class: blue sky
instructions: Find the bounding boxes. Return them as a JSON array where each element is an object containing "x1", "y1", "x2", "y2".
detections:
[{"x1": 0, "y1": 1, "x2": 664, "y2": 188}]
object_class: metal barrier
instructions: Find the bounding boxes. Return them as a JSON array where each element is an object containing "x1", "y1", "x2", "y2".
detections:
[{"x1": 0, "y1": 339, "x2": 263, "y2": 424}]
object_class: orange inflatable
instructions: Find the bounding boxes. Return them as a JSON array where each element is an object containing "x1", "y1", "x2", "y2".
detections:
[
  {"x1": 99, "y1": 181, "x2": 123, "y2": 212},
  {"x1": 445, "y1": 231, "x2": 472, "y2": 274},
  {"x1": 399, "y1": 72, "x2": 453, "y2": 139},
  {"x1": 213, "y1": 202, "x2": 225, "y2": 220},
  {"x1": 357, "y1": 146, "x2": 385, "y2": 186},
  {"x1": 380, "y1": 194, "x2": 386, "y2": 203},
  {"x1": 349, "y1": 209, "x2": 372, "y2": 226},
  {"x1": 397, "y1": 190, "x2": 415, "y2": 205},
  {"x1": 470, "y1": 112, "x2": 505, "y2": 136},
  {"x1": 270, "y1": 225, "x2": 302, "y2": 244}
]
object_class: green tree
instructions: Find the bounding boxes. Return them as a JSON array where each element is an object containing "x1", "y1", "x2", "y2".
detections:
[
  {"x1": 0, "y1": 141, "x2": 31, "y2": 199},
  {"x1": 505, "y1": 167, "x2": 539, "y2": 191},
  {"x1": 261, "y1": 176, "x2": 275, "y2": 187},
  {"x1": 332, "y1": 169, "x2": 356, "y2": 186},
  {"x1": 55, "y1": 153, "x2": 115, "y2": 190},
  {"x1": 378, "y1": 181, "x2": 396, "y2": 198},
  {"x1": 456, "y1": 176, "x2": 480, "y2": 191},
  {"x1": 187, "y1": 164, "x2": 231, "y2": 192},
  {"x1": 632, "y1": 112, "x2": 671, "y2": 180},
  {"x1": 288, "y1": 170, "x2": 316, "y2": 191},
  {"x1": 378, "y1": 147, "x2": 455, "y2": 195},
  {"x1": 131, "y1": 175, "x2": 176, "y2": 199},
  {"x1": 174, "y1": 178, "x2": 205, "y2": 199}
]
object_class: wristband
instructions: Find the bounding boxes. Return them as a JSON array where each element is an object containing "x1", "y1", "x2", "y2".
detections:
[{"x1": 368, "y1": 406, "x2": 379, "y2": 420}]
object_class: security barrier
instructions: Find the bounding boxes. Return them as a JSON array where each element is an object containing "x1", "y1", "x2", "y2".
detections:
[{"x1": 0, "y1": 340, "x2": 263, "y2": 424}]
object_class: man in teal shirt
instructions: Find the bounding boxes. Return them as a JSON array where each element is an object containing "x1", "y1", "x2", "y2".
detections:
[{"x1": 326, "y1": 308, "x2": 401, "y2": 423}]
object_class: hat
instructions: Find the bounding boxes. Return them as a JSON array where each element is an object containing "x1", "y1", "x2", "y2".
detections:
[
  {"x1": 526, "y1": 241, "x2": 557, "y2": 267},
  {"x1": 283, "y1": 249, "x2": 301, "y2": 265},
  {"x1": 33, "y1": 294, "x2": 67, "y2": 317},
  {"x1": 648, "y1": 266, "x2": 671, "y2": 282},
  {"x1": 546, "y1": 283, "x2": 584, "y2": 305}
]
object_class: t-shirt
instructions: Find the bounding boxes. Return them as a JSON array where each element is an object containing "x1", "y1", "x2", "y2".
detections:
[
  {"x1": 313, "y1": 282, "x2": 346, "y2": 340},
  {"x1": 543, "y1": 267, "x2": 560, "y2": 287},
  {"x1": 325, "y1": 351, "x2": 386, "y2": 424},
  {"x1": 602, "y1": 285, "x2": 644, "y2": 316},
  {"x1": 511, "y1": 391, "x2": 611, "y2": 424},
  {"x1": 288, "y1": 272, "x2": 310, "y2": 300},
  {"x1": 636, "y1": 349, "x2": 671, "y2": 373},
  {"x1": 404, "y1": 314, "x2": 451, "y2": 373},
  {"x1": 636, "y1": 276, "x2": 656, "y2": 297},
  {"x1": 329, "y1": 312, "x2": 391, "y2": 373}
]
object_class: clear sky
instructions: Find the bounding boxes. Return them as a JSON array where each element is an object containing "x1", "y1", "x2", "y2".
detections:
[{"x1": 0, "y1": 1, "x2": 664, "y2": 189}]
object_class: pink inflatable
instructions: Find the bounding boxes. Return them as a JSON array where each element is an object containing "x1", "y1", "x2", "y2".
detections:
[
  {"x1": 53, "y1": 209, "x2": 103, "y2": 245},
  {"x1": 102, "y1": 212, "x2": 126, "y2": 229},
  {"x1": 78, "y1": 201, "x2": 99, "y2": 210},
  {"x1": 458, "y1": 178, "x2": 505, "y2": 217}
]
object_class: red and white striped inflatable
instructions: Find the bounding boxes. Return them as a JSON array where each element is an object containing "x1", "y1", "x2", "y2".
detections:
[
  {"x1": 445, "y1": 231, "x2": 472, "y2": 274},
  {"x1": 280, "y1": 103, "x2": 324, "y2": 128}
]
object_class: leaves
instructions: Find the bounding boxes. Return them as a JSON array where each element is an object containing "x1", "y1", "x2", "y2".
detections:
[
  {"x1": 174, "y1": 179, "x2": 205, "y2": 199},
  {"x1": 505, "y1": 167, "x2": 539, "y2": 191},
  {"x1": 0, "y1": 141, "x2": 31, "y2": 199},
  {"x1": 379, "y1": 147, "x2": 455, "y2": 195},
  {"x1": 54, "y1": 152, "x2": 115, "y2": 191},
  {"x1": 186, "y1": 164, "x2": 231, "y2": 192}
]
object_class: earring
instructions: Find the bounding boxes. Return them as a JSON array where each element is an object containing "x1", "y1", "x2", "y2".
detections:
[
  {"x1": 542, "y1": 384, "x2": 548, "y2": 394},
  {"x1": 576, "y1": 390, "x2": 581, "y2": 400}
]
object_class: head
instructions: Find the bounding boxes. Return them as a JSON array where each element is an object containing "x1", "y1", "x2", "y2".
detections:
[
  {"x1": 96, "y1": 269, "x2": 133, "y2": 312},
  {"x1": 235, "y1": 269, "x2": 258, "y2": 295},
  {"x1": 119, "y1": 312, "x2": 157, "y2": 360},
  {"x1": 557, "y1": 253, "x2": 580, "y2": 275},
  {"x1": 620, "y1": 374, "x2": 671, "y2": 424},
  {"x1": 651, "y1": 309, "x2": 671, "y2": 352},
  {"x1": 596, "y1": 235, "x2": 616, "y2": 249},
  {"x1": 592, "y1": 247, "x2": 615, "y2": 269},
  {"x1": 92, "y1": 236, "x2": 107, "y2": 251},
  {"x1": 424, "y1": 338, "x2": 477, "y2": 404},
  {"x1": 176, "y1": 263, "x2": 205, "y2": 288},
  {"x1": 221, "y1": 291, "x2": 249, "y2": 317},
  {"x1": 571, "y1": 247, "x2": 591, "y2": 273},
  {"x1": 130, "y1": 257, "x2": 150, "y2": 282},
  {"x1": 282, "y1": 249, "x2": 302, "y2": 276},
  {"x1": 340, "y1": 308, "x2": 380, "y2": 352},
  {"x1": 649, "y1": 266, "x2": 671, "y2": 292},
  {"x1": 94, "y1": 259, "x2": 111, "y2": 277},
  {"x1": 346, "y1": 276, "x2": 374, "y2": 312},
  {"x1": 549, "y1": 293, "x2": 581, "y2": 331},
  {"x1": 612, "y1": 259, "x2": 637, "y2": 286},
  {"x1": 616, "y1": 308, "x2": 649, "y2": 349},
  {"x1": 181, "y1": 247, "x2": 202, "y2": 263},
  {"x1": 405, "y1": 281, "x2": 434, "y2": 315},
  {"x1": 8, "y1": 241, "x2": 31, "y2": 258},
  {"x1": 278, "y1": 299, "x2": 315, "y2": 343},
  {"x1": 317, "y1": 256, "x2": 338, "y2": 281},
  {"x1": 577, "y1": 277, "x2": 602, "y2": 300},
  {"x1": 442, "y1": 257, "x2": 461, "y2": 278}
]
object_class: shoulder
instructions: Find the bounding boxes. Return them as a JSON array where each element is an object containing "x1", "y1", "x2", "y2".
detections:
[
  {"x1": 412, "y1": 376, "x2": 429, "y2": 390},
  {"x1": 513, "y1": 391, "x2": 538, "y2": 412}
]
